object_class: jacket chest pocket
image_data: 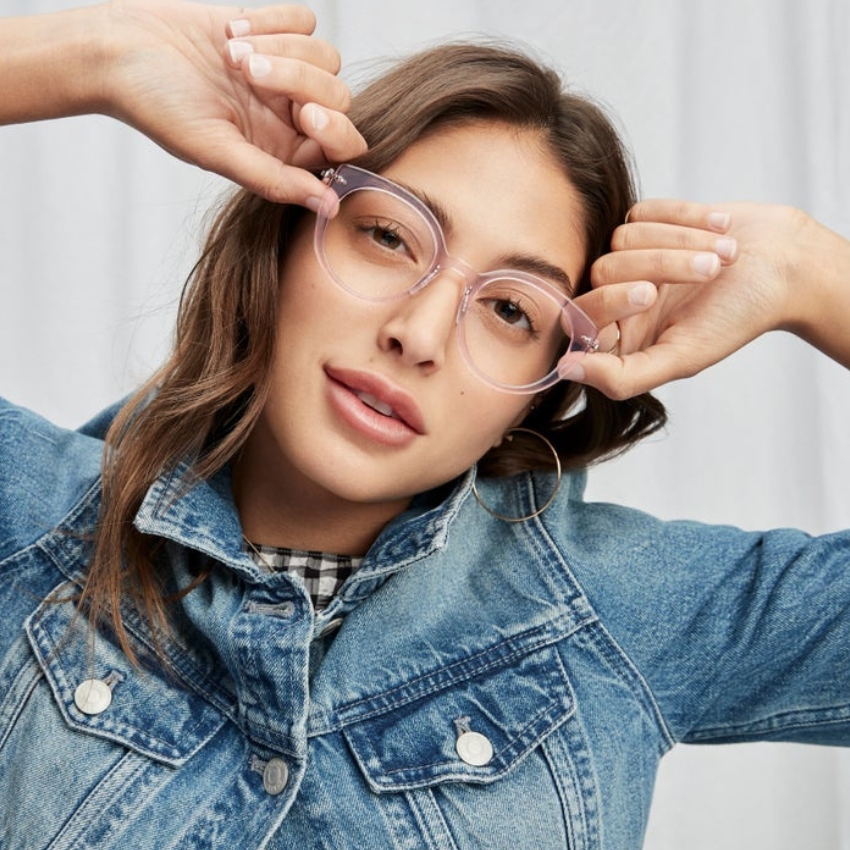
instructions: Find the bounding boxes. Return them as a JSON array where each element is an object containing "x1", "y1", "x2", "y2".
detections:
[
  {"x1": 0, "y1": 595, "x2": 229, "y2": 850},
  {"x1": 337, "y1": 643, "x2": 599, "y2": 849},
  {"x1": 342, "y1": 643, "x2": 575, "y2": 791},
  {"x1": 24, "y1": 593, "x2": 227, "y2": 767}
]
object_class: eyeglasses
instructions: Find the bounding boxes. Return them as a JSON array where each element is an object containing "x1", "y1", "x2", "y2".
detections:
[{"x1": 314, "y1": 164, "x2": 599, "y2": 394}]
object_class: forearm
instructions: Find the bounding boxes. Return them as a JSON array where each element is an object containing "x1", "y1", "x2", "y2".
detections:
[
  {"x1": 782, "y1": 213, "x2": 850, "y2": 370},
  {"x1": 0, "y1": 5, "x2": 112, "y2": 125}
]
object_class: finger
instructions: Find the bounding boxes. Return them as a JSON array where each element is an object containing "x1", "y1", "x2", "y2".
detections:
[
  {"x1": 291, "y1": 102, "x2": 368, "y2": 165},
  {"x1": 227, "y1": 5, "x2": 317, "y2": 39},
  {"x1": 244, "y1": 52, "x2": 352, "y2": 113},
  {"x1": 200, "y1": 132, "x2": 338, "y2": 207},
  {"x1": 226, "y1": 33, "x2": 341, "y2": 75},
  {"x1": 591, "y1": 247, "x2": 727, "y2": 289},
  {"x1": 572, "y1": 280, "x2": 657, "y2": 332},
  {"x1": 625, "y1": 199, "x2": 732, "y2": 233},
  {"x1": 611, "y1": 221, "x2": 739, "y2": 263}
]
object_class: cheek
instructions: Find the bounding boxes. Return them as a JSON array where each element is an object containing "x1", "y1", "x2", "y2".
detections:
[
  {"x1": 449, "y1": 387, "x2": 532, "y2": 454},
  {"x1": 275, "y1": 252, "x2": 337, "y2": 337}
]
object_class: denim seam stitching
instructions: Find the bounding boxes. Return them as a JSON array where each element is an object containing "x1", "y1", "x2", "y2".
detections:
[
  {"x1": 358, "y1": 651, "x2": 572, "y2": 783},
  {"x1": 531, "y1": 508, "x2": 677, "y2": 752},
  {"x1": 686, "y1": 702, "x2": 850, "y2": 741},
  {"x1": 325, "y1": 617, "x2": 585, "y2": 728},
  {"x1": 27, "y1": 604, "x2": 223, "y2": 764}
]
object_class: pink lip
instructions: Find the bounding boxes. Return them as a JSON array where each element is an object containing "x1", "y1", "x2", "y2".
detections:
[{"x1": 324, "y1": 366, "x2": 427, "y2": 444}]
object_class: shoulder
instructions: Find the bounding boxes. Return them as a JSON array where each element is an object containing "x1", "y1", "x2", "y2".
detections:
[{"x1": 0, "y1": 397, "x2": 107, "y2": 559}]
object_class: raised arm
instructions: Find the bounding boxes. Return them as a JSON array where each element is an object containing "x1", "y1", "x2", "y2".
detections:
[
  {"x1": 0, "y1": 0, "x2": 366, "y2": 205},
  {"x1": 572, "y1": 201, "x2": 850, "y2": 399}
]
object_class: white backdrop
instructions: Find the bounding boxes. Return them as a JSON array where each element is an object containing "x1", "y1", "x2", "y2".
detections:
[{"x1": 1, "y1": 1, "x2": 848, "y2": 847}]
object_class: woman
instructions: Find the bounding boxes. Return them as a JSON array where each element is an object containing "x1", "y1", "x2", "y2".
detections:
[{"x1": 2, "y1": 2, "x2": 849, "y2": 849}]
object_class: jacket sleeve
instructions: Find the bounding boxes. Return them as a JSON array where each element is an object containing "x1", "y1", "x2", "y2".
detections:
[
  {"x1": 0, "y1": 397, "x2": 103, "y2": 560},
  {"x1": 555, "y1": 496, "x2": 850, "y2": 747}
]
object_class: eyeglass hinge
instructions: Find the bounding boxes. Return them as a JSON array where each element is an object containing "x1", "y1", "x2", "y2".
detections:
[{"x1": 321, "y1": 167, "x2": 348, "y2": 186}]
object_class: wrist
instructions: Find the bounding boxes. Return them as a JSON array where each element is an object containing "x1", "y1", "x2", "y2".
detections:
[
  {"x1": 0, "y1": 4, "x2": 115, "y2": 123},
  {"x1": 782, "y1": 211, "x2": 850, "y2": 364}
]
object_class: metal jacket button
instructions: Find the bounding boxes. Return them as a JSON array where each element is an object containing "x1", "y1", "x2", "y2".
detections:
[
  {"x1": 263, "y1": 758, "x2": 290, "y2": 795},
  {"x1": 318, "y1": 617, "x2": 344, "y2": 638},
  {"x1": 455, "y1": 731, "x2": 494, "y2": 766},
  {"x1": 74, "y1": 679, "x2": 113, "y2": 715}
]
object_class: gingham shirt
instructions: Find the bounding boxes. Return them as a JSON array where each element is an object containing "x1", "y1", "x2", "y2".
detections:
[{"x1": 245, "y1": 544, "x2": 363, "y2": 612}]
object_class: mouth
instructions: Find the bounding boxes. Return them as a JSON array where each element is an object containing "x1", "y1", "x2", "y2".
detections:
[
  {"x1": 324, "y1": 366, "x2": 427, "y2": 441},
  {"x1": 353, "y1": 391, "x2": 399, "y2": 420}
]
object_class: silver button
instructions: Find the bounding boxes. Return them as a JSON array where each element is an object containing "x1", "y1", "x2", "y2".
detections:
[
  {"x1": 456, "y1": 731, "x2": 494, "y2": 766},
  {"x1": 262, "y1": 758, "x2": 290, "y2": 795},
  {"x1": 74, "y1": 679, "x2": 113, "y2": 715},
  {"x1": 319, "y1": 617, "x2": 344, "y2": 638}
]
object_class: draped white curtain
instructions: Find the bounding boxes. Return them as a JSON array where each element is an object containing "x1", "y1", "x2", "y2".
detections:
[{"x1": 1, "y1": 1, "x2": 847, "y2": 847}]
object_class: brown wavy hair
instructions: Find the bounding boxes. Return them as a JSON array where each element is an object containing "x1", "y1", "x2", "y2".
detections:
[{"x1": 82, "y1": 42, "x2": 666, "y2": 659}]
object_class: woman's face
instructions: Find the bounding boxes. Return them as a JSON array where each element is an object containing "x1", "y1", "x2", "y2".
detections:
[{"x1": 242, "y1": 121, "x2": 587, "y2": 527}]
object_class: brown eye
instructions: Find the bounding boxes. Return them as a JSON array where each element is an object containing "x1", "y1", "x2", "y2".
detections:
[
  {"x1": 482, "y1": 297, "x2": 533, "y2": 331},
  {"x1": 369, "y1": 223, "x2": 405, "y2": 252},
  {"x1": 491, "y1": 299, "x2": 528, "y2": 326}
]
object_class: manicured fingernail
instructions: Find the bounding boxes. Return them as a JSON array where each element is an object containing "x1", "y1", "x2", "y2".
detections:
[
  {"x1": 707, "y1": 212, "x2": 731, "y2": 232},
  {"x1": 692, "y1": 252, "x2": 720, "y2": 276},
  {"x1": 248, "y1": 54, "x2": 272, "y2": 79},
  {"x1": 228, "y1": 40, "x2": 253, "y2": 64},
  {"x1": 628, "y1": 281, "x2": 655, "y2": 307},
  {"x1": 228, "y1": 18, "x2": 251, "y2": 37},
  {"x1": 304, "y1": 103, "x2": 329, "y2": 132},
  {"x1": 714, "y1": 237, "x2": 738, "y2": 261}
]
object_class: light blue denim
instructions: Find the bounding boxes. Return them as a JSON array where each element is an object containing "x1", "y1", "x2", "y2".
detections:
[{"x1": 2, "y1": 396, "x2": 850, "y2": 849}]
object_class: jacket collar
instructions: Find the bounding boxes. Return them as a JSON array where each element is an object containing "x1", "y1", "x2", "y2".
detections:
[{"x1": 132, "y1": 460, "x2": 477, "y2": 588}]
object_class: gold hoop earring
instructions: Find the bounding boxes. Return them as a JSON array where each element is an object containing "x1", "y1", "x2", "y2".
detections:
[{"x1": 472, "y1": 428, "x2": 562, "y2": 523}]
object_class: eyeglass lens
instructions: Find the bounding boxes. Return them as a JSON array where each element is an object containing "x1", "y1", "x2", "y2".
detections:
[{"x1": 321, "y1": 187, "x2": 575, "y2": 389}]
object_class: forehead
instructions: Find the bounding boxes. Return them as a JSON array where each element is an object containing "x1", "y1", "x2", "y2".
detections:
[{"x1": 378, "y1": 121, "x2": 587, "y2": 285}]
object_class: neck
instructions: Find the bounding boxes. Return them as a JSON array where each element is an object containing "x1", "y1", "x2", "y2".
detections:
[{"x1": 231, "y1": 443, "x2": 411, "y2": 557}]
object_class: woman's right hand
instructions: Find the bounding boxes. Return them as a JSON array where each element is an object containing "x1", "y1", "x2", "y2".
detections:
[{"x1": 1, "y1": 0, "x2": 367, "y2": 206}]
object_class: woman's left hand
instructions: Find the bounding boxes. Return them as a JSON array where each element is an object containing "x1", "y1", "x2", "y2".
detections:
[{"x1": 569, "y1": 200, "x2": 850, "y2": 399}]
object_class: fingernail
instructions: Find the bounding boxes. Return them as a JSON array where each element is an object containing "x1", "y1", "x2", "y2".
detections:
[
  {"x1": 707, "y1": 212, "x2": 731, "y2": 232},
  {"x1": 628, "y1": 281, "x2": 655, "y2": 307},
  {"x1": 228, "y1": 40, "x2": 253, "y2": 64},
  {"x1": 714, "y1": 237, "x2": 738, "y2": 261},
  {"x1": 304, "y1": 103, "x2": 329, "y2": 132},
  {"x1": 248, "y1": 54, "x2": 272, "y2": 79},
  {"x1": 692, "y1": 253, "x2": 720, "y2": 276},
  {"x1": 228, "y1": 18, "x2": 251, "y2": 38}
]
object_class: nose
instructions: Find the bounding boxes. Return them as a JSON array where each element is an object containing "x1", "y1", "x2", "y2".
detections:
[{"x1": 377, "y1": 270, "x2": 463, "y2": 373}]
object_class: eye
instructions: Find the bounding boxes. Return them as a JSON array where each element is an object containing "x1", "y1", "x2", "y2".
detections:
[
  {"x1": 484, "y1": 297, "x2": 534, "y2": 332},
  {"x1": 359, "y1": 220, "x2": 409, "y2": 254}
]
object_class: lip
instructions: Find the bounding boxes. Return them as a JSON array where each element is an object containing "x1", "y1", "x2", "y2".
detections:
[{"x1": 324, "y1": 366, "x2": 427, "y2": 444}]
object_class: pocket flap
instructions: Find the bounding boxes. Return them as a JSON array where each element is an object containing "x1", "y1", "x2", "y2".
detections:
[
  {"x1": 343, "y1": 644, "x2": 573, "y2": 792},
  {"x1": 26, "y1": 595, "x2": 226, "y2": 767}
]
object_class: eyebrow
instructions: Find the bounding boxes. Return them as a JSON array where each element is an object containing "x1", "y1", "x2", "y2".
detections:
[
  {"x1": 394, "y1": 178, "x2": 576, "y2": 296},
  {"x1": 495, "y1": 253, "x2": 575, "y2": 295}
]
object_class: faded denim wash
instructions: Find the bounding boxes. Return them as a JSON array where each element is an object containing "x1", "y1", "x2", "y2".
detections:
[{"x1": 2, "y1": 396, "x2": 849, "y2": 850}]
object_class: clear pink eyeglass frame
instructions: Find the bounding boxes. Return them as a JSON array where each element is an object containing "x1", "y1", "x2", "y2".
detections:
[{"x1": 314, "y1": 164, "x2": 600, "y2": 395}]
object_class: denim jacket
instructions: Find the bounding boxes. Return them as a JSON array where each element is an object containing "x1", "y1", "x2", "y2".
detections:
[{"x1": 2, "y1": 396, "x2": 850, "y2": 850}]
